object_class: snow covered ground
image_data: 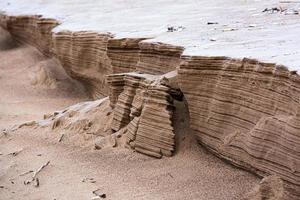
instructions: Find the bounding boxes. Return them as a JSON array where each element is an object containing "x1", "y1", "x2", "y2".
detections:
[{"x1": 1, "y1": 0, "x2": 300, "y2": 71}]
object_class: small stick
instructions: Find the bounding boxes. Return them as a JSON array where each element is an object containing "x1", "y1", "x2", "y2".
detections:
[
  {"x1": 93, "y1": 189, "x2": 106, "y2": 198},
  {"x1": 1, "y1": 129, "x2": 8, "y2": 137},
  {"x1": 34, "y1": 178, "x2": 39, "y2": 187},
  {"x1": 25, "y1": 161, "x2": 50, "y2": 185},
  {"x1": 58, "y1": 134, "x2": 64, "y2": 142},
  {"x1": 93, "y1": 189, "x2": 101, "y2": 196},
  {"x1": 19, "y1": 170, "x2": 34, "y2": 176},
  {"x1": 168, "y1": 173, "x2": 173, "y2": 178},
  {"x1": 8, "y1": 149, "x2": 23, "y2": 156},
  {"x1": 32, "y1": 161, "x2": 50, "y2": 179}
]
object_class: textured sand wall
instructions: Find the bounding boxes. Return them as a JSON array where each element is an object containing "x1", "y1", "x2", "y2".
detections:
[
  {"x1": 107, "y1": 38, "x2": 145, "y2": 74},
  {"x1": 0, "y1": 15, "x2": 183, "y2": 98},
  {"x1": 178, "y1": 56, "x2": 300, "y2": 199},
  {"x1": 0, "y1": 15, "x2": 110, "y2": 97},
  {"x1": 108, "y1": 73, "x2": 177, "y2": 158},
  {"x1": 52, "y1": 31, "x2": 113, "y2": 98},
  {"x1": 1, "y1": 13, "x2": 299, "y2": 199},
  {"x1": 0, "y1": 15, "x2": 58, "y2": 56}
]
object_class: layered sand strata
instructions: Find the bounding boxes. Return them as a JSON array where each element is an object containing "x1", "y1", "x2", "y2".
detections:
[{"x1": 1, "y1": 4, "x2": 299, "y2": 198}]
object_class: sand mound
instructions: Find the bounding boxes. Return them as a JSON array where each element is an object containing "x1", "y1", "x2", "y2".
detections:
[
  {"x1": 28, "y1": 59, "x2": 58, "y2": 89},
  {"x1": 9, "y1": 97, "x2": 114, "y2": 148},
  {"x1": 244, "y1": 176, "x2": 286, "y2": 200}
]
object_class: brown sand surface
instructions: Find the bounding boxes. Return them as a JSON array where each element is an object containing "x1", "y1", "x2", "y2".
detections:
[
  {"x1": 0, "y1": 27, "x2": 260, "y2": 200},
  {"x1": 0, "y1": 27, "x2": 87, "y2": 129}
]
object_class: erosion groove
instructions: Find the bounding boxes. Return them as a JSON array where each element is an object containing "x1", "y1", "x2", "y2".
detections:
[{"x1": 1, "y1": 13, "x2": 299, "y2": 199}]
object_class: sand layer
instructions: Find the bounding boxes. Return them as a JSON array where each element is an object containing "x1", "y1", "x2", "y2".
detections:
[{"x1": 1, "y1": 1, "x2": 300, "y2": 198}]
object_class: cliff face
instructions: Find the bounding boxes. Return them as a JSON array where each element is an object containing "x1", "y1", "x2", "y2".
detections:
[
  {"x1": 52, "y1": 34, "x2": 183, "y2": 98},
  {"x1": 0, "y1": 15, "x2": 183, "y2": 97},
  {"x1": 136, "y1": 42, "x2": 184, "y2": 74},
  {"x1": 178, "y1": 56, "x2": 300, "y2": 198},
  {"x1": 1, "y1": 13, "x2": 300, "y2": 199},
  {"x1": 1, "y1": 15, "x2": 59, "y2": 56},
  {"x1": 0, "y1": 15, "x2": 114, "y2": 98},
  {"x1": 52, "y1": 31, "x2": 113, "y2": 98},
  {"x1": 107, "y1": 38, "x2": 145, "y2": 74}
]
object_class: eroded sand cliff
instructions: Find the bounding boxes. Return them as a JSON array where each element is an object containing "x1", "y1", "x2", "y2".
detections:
[{"x1": 0, "y1": 1, "x2": 299, "y2": 199}]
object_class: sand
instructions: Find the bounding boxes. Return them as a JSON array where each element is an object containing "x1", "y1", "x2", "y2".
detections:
[
  {"x1": 0, "y1": 27, "x2": 87, "y2": 129},
  {"x1": 0, "y1": 27, "x2": 260, "y2": 199}
]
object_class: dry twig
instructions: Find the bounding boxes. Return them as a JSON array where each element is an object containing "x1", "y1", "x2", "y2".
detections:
[
  {"x1": 32, "y1": 161, "x2": 50, "y2": 179},
  {"x1": 24, "y1": 161, "x2": 50, "y2": 186},
  {"x1": 8, "y1": 149, "x2": 23, "y2": 156},
  {"x1": 19, "y1": 170, "x2": 34, "y2": 176},
  {"x1": 58, "y1": 134, "x2": 64, "y2": 142}
]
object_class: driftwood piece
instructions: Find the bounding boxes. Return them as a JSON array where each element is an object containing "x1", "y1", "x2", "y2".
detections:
[
  {"x1": 8, "y1": 149, "x2": 23, "y2": 156},
  {"x1": 32, "y1": 161, "x2": 50, "y2": 179},
  {"x1": 92, "y1": 189, "x2": 106, "y2": 198},
  {"x1": 58, "y1": 134, "x2": 64, "y2": 142},
  {"x1": 24, "y1": 161, "x2": 50, "y2": 186},
  {"x1": 19, "y1": 170, "x2": 34, "y2": 176},
  {"x1": 34, "y1": 178, "x2": 39, "y2": 187}
]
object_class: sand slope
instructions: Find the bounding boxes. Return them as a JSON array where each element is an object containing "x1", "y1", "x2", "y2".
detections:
[{"x1": 0, "y1": 27, "x2": 87, "y2": 129}]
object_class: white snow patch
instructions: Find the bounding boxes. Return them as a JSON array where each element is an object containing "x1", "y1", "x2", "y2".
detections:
[{"x1": 1, "y1": 0, "x2": 299, "y2": 71}]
